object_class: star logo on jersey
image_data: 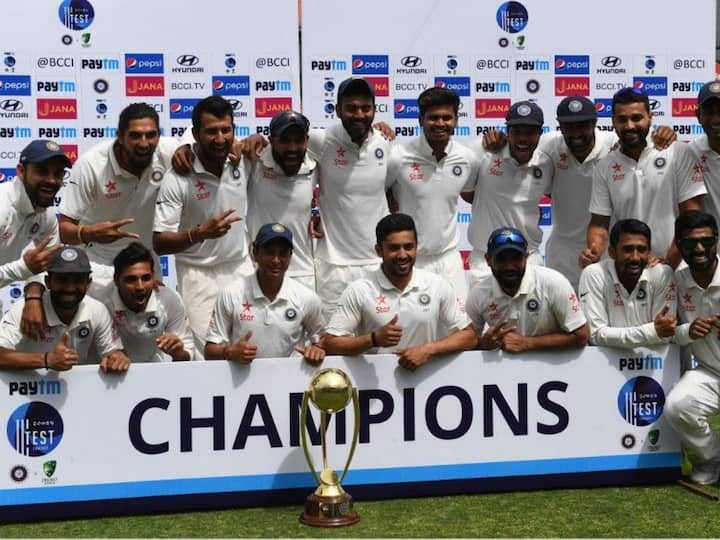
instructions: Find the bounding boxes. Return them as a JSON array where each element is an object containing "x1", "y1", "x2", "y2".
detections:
[
  {"x1": 409, "y1": 162, "x2": 424, "y2": 181},
  {"x1": 612, "y1": 163, "x2": 622, "y2": 172},
  {"x1": 195, "y1": 179, "x2": 210, "y2": 201},
  {"x1": 375, "y1": 294, "x2": 391, "y2": 314},
  {"x1": 614, "y1": 288, "x2": 623, "y2": 306},
  {"x1": 701, "y1": 154, "x2": 708, "y2": 164},
  {"x1": 1, "y1": 231, "x2": 12, "y2": 240},
  {"x1": 665, "y1": 282, "x2": 677, "y2": 302},
  {"x1": 334, "y1": 146, "x2": 348, "y2": 167},
  {"x1": 568, "y1": 293, "x2": 577, "y2": 302},
  {"x1": 239, "y1": 300, "x2": 255, "y2": 321},
  {"x1": 557, "y1": 152, "x2": 569, "y2": 170},
  {"x1": 489, "y1": 301, "x2": 498, "y2": 311},
  {"x1": 611, "y1": 162, "x2": 625, "y2": 182},
  {"x1": 195, "y1": 180, "x2": 206, "y2": 191},
  {"x1": 683, "y1": 293, "x2": 692, "y2": 303},
  {"x1": 242, "y1": 301, "x2": 252, "y2": 312},
  {"x1": 376, "y1": 294, "x2": 386, "y2": 304},
  {"x1": 104, "y1": 179, "x2": 119, "y2": 199},
  {"x1": 336, "y1": 147, "x2": 346, "y2": 158},
  {"x1": 681, "y1": 292, "x2": 696, "y2": 313},
  {"x1": 489, "y1": 158, "x2": 503, "y2": 177}
]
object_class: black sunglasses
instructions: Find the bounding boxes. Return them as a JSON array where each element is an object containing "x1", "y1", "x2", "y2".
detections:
[{"x1": 678, "y1": 236, "x2": 717, "y2": 251}]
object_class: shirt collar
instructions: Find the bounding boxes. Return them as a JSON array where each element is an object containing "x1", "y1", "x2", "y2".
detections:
[
  {"x1": 375, "y1": 267, "x2": 422, "y2": 293},
  {"x1": 259, "y1": 145, "x2": 316, "y2": 176},
  {"x1": 416, "y1": 133, "x2": 453, "y2": 161},
  {"x1": 108, "y1": 140, "x2": 165, "y2": 181},
  {"x1": 500, "y1": 144, "x2": 541, "y2": 168},
  {"x1": 336, "y1": 124, "x2": 376, "y2": 150},
  {"x1": 606, "y1": 259, "x2": 649, "y2": 293},
  {"x1": 190, "y1": 145, "x2": 234, "y2": 177},
  {"x1": 685, "y1": 256, "x2": 720, "y2": 290},
  {"x1": 250, "y1": 273, "x2": 291, "y2": 303}
]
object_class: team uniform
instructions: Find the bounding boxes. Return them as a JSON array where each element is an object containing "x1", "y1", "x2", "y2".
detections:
[
  {"x1": 464, "y1": 144, "x2": 554, "y2": 284},
  {"x1": 465, "y1": 264, "x2": 586, "y2": 336},
  {"x1": 247, "y1": 146, "x2": 317, "y2": 290},
  {"x1": 689, "y1": 135, "x2": 720, "y2": 226},
  {"x1": 589, "y1": 143, "x2": 706, "y2": 259},
  {"x1": 206, "y1": 273, "x2": 324, "y2": 358},
  {"x1": 326, "y1": 268, "x2": 470, "y2": 351},
  {"x1": 540, "y1": 130, "x2": 616, "y2": 290},
  {"x1": 578, "y1": 259, "x2": 676, "y2": 348},
  {"x1": 309, "y1": 125, "x2": 390, "y2": 318},
  {"x1": 107, "y1": 285, "x2": 194, "y2": 363},
  {"x1": 386, "y1": 136, "x2": 476, "y2": 303}
]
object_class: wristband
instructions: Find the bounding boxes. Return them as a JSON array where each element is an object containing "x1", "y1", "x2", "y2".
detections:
[
  {"x1": 77, "y1": 225, "x2": 85, "y2": 244},
  {"x1": 187, "y1": 228, "x2": 194, "y2": 244},
  {"x1": 43, "y1": 352, "x2": 49, "y2": 371},
  {"x1": 25, "y1": 297, "x2": 43, "y2": 301},
  {"x1": 370, "y1": 331, "x2": 378, "y2": 347}
]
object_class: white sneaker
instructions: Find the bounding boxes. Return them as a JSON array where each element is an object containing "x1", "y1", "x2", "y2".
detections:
[{"x1": 691, "y1": 461, "x2": 720, "y2": 485}]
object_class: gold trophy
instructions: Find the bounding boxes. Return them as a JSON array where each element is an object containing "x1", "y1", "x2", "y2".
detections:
[{"x1": 299, "y1": 368, "x2": 360, "y2": 527}]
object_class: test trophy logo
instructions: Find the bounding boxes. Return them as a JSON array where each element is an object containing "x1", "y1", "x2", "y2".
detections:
[{"x1": 299, "y1": 368, "x2": 360, "y2": 527}]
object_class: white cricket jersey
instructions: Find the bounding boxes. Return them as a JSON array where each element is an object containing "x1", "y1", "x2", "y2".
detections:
[
  {"x1": 153, "y1": 150, "x2": 249, "y2": 266},
  {"x1": 689, "y1": 135, "x2": 720, "y2": 226},
  {"x1": 107, "y1": 285, "x2": 193, "y2": 363},
  {"x1": 206, "y1": 273, "x2": 324, "y2": 358},
  {"x1": 464, "y1": 144, "x2": 554, "y2": 253},
  {"x1": 0, "y1": 179, "x2": 59, "y2": 287},
  {"x1": 60, "y1": 137, "x2": 179, "y2": 265},
  {"x1": 589, "y1": 143, "x2": 706, "y2": 258},
  {"x1": 0, "y1": 293, "x2": 121, "y2": 363},
  {"x1": 578, "y1": 259, "x2": 676, "y2": 348},
  {"x1": 326, "y1": 267, "x2": 470, "y2": 350},
  {"x1": 386, "y1": 135, "x2": 477, "y2": 256},
  {"x1": 309, "y1": 124, "x2": 391, "y2": 265},
  {"x1": 247, "y1": 146, "x2": 317, "y2": 279},
  {"x1": 466, "y1": 264, "x2": 586, "y2": 335}
]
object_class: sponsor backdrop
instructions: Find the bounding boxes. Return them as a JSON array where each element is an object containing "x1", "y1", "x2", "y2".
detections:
[{"x1": 0, "y1": 346, "x2": 680, "y2": 519}]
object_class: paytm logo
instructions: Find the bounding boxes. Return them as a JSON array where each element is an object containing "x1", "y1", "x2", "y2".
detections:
[
  {"x1": 351, "y1": 55, "x2": 389, "y2": 75},
  {"x1": 394, "y1": 99, "x2": 419, "y2": 119},
  {"x1": 0, "y1": 75, "x2": 32, "y2": 96},
  {"x1": 124, "y1": 54, "x2": 164, "y2": 74},
  {"x1": 212, "y1": 76, "x2": 250, "y2": 96},
  {"x1": 434, "y1": 77, "x2": 471, "y2": 96},
  {"x1": 0, "y1": 168, "x2": 17, "y2": 183},
  {"x1": 594, "y1": 98, "x2": 613, "y2": 118},
  {"x1": 633, "y1": 77, "x2": 667, "y2": 96},
  {"x1": 169, "y1": 98, "x2": 200, "y2": 119},
  {"x1": 554, "y1": 55, "x2": 589, "y2": 74}
]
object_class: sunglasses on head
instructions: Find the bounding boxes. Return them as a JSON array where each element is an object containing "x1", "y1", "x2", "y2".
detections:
[
  {"x1": 613, "y1": 86, "x2": 647, "y2": 98},
  {"x1": 678, "y1": 236, "x2": 717, "y2": 251},
  {"x1": 490, "y1": 231, "x2": 527, "y2": 248}
]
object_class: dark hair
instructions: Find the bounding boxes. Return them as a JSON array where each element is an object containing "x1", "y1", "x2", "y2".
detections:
[
  {"x1": 612, "y1": 87, "x2": 650, "y2": 115},
  {"x1": 376, "y1": 213, "x2": 417, "y2": 245},
  {"x1": 418, "y1": 87, "x2": 460, "y2": 117},
  {"x1": 117, "y1": 103, "x2": 159, "y2": 135},
  {"x1": 113, "y1": 242, "x2": 155, "y2": 278},
  {"x1": 675, "y1": 210, "x2": 719, "y2": 241},
  {"x1": 609, "y1": 219, "x2": 652, "y2": 248},
  {"x1": 192, "y1": 95, "x2": 234, "y2": 131}
]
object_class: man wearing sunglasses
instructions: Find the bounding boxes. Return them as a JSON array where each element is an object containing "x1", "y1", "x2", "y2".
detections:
[
  {"x1": 466, "y1": 227, "x2": 589, "y2": 352},
  {"x1": 665, "y1": 211, "x2": 720, "y2": 485},
  {"x1": 578, "y1": 219, "x2": 677, "y2": 348}
]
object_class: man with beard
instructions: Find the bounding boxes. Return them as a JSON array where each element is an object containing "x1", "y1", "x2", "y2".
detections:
[
  {"x1": 324, "y1": 213, "x2": 475, "y2": 371},
  {"x1": 462, "y1": 101, "x2": 554, "y2": 287},
  {"x1": 385, "y1": 87, "x2": 476, "y2": 304},
  {"x1": 153, "y1": 95, "x2": 253, "y2": 357},
  {"x1": 465, "y1": 227, "x2": 588, "y2": 352},
  {"x1": 584, "y1": 87, "x2": 706, "y2": 268},
  {"x1": 665, "y1": 211, "x2": 720, "y2": 485},
  {"x1": 108, "y1": 242, "x2": 193, "y2": 362},
  {"x1": 690, "y1": 81, "x2": 720, "y2": 226},
  {"x1": 0, "y1": 246, "x2": 129, "y2": 372},
  {"x1": 205, "y1": 223, "x2": 325, "y2": 365},
  {"x1": 578, "y1": 219, "x2": 677, "y2": 348},
  {"x1": 246, "y1": 110, "x2": 317, "y2": 290}
]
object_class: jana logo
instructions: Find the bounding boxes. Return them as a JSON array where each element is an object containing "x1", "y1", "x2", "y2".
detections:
[
  {"x1": 496, "y1": 1, "x2": 528, "y2": 34},
  {"x1": 6, "y1": 401, "x2": 64, "y2": 457},
  {"x1": 58, "y1": 0, "x2": 94, "y2": 31},
  {"x1": 617, "y1": 376, "x2": 665, "y2": 427}
]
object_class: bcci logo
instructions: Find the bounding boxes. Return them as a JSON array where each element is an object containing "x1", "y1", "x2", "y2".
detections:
[{"x1": 617, "y1": 376, "x2": 665, "y2": 427}]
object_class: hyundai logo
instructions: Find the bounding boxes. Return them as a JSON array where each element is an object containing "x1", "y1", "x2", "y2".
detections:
[
  {"x1": 0, "y1": 99, "x2": 22, "y2": 111},
  {"x1": 176, "y1": 54, "x2": 199, "y2": 67},
  {"x1": 649, "y1": 99, "x2": 660, "y2": 110},
  {"x1": 228, "y1": 99, "x2": 242, "y2": 110},
  {"x1": 601, "y1": 56, "x2": 622, "y2": 68},
  {"x1": 401, "y1": 56, "x2": 422, "y2": 68}
]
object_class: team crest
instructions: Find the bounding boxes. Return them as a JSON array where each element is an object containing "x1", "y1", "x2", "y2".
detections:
[
  {"x1": 147, "y1": 315, "x2": 159, "y2": 328},
  {"x1": 375, "y1": 148, "x2": 384, "y2": 159},
  {"x1": 60, "y1": 248, "x2": 78, "y2": 261},
  {"x1": 533, "y1": 167, "x2": 542, "y2": 179},
  {"x1": 285, "y1": 308, "x2": 297, "y2": 320},
  {"x1": 419, "y1": 293, "x2": 431, "y2": 305},
  {"x1": 452, "y1": 165, "x2": 462, "y2": 176},
  {"x1": 637, "y1": 288, "x2": 647, "y2": 300},
  {"x1": 232, "y1": 167, "x2": 242, "y2": 179},
  {"x1": 30, "y1": 223, "x2": 40, "y2": 234},
  {"x1": 527, "y1": 298, "x2": 539, "y2": 311},
  {"x1": 77, "y1": 326, "x2": 90, "y2": 338},
  {"x1": 151, "y1": 169, "x2": 164, "y2": 182},
  {"x1": 654, "y1": 157, "x2": 666, "y2": 169}
]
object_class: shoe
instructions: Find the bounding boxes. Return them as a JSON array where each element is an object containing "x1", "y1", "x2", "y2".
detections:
[{"x1": 691, "y1": 461, "x2": 720, "y2": 485}]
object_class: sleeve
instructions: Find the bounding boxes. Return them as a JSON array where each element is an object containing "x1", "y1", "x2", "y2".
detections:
[
  {"x1": 385, "y1": 145, "x2": 400, "y2": 190},
  {"x1": 464, "y1": 287, "x2": 486, "y2": 332},
  {"x1": 307, "y1": 128, "x2": 326, "y2": 162},
  {"x1": 0, "y1": 258, "x2": 33, "y2": 288},
  {"x1": 673, "y1": 143, "x2": 707, "y2": 203},
  {"x1": 33, "y1": 213, "x2": 59, "y2": 247},
  {"x1": 59, "y1": 157, "x2": 98, "y2": 221},
  {"x1": 326, "y1": 283, "x2": 364, "y2": 337},
  {"x1": 178, "y1": 127, "x2": 195, "y2": 147},
  {"x1": 537, "y1": 130, "x2": 561, "y2": 155},
  {"x1": 302, "y1": 292, "x2": 325, "y2": 344},
  {"x1": 93, "y1": 304, "x2": 124, "y2": 358},
  {"x1": 463, "y1": 143, "x2": 486, "y2": 192},
  {"x1": 205, "y1": 288, "x2": 234, "y2": 344},
  {"x1": 163, "y1": 288, "x2": 195, "y2": 359},
  {"x1": 0, "y1": 303, "x2": 24, "y2": 348},
  {"x1": 673, "y1": 322, "x2": 693, "y2": 346},
  {"x1": 550, "y1": 272, "x2": 587, "y2": 333},
  {"x1": 588, "y1": 162, "x2": 613, "y2": 216},
  {"x1": 152, "y1": 173, "x2": 185, "y2": 233},
  {"x1": 437, "y1": 279, "x2": 471, "y2": 332}
]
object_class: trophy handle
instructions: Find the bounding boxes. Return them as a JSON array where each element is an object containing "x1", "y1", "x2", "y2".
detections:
[
  {"x1": 339, "y1": 388, "x2": 360, "y2": 485},
  {"x1": 300, "y1": 391, "x2": 320, "y2": 486}
]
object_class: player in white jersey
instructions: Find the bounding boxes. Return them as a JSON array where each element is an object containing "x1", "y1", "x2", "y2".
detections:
[
  {"x1": 462, "y1": 101, "x2": 554, "y2": 287},
  {"x1": 466, "y1": 227, "x2": 589, "y2": 352},
  {"x1": 205, "y1": 223, "x2": 325, "y2": 364},
  {"x1": 108, "y1": 242, "x2": 193, "y2": 362},
  {"x1": 578, "y1": 219, "x2": 677, "y2": 348},
  {"x1": 246, "y1": 110, "x2": 317, "y2": 290},
  {"x1": 324, "y1": 213, "x2": 475, "y2": 371},
  {"x1": 690, "y1": 81, "x2": 720, "y2": 226},
  {"x1": 386, "y1": 87, "x2": 476, "y2": 303},
  {"x1": 153, "y1": 95, "x2": 254, "y2": 357},
  {"x1": 664, "y1": 211, "x2": 720, "y2": 485},
  {"x1": 584, "y1": 87, "x2": 705, "y2": 269},
  {"x1": 0, "y1": 246, "x2": 129, "y2": 372}
]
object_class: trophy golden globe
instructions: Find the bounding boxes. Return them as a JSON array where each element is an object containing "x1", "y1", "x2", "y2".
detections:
[{"x1": 299, "y1": 368, "x2": 360, "y2": 527}]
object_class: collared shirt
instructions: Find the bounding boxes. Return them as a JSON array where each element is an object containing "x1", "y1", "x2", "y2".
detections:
[
  {"x1": 589, "y1": 142, "x2": 706, "y2": 258},
  {"x1": 578, "y1": 259, "x2": 676, "y2": 348},
  {"x1": 386, "y1": 135, "x2": 478, "y2": 256},
  {"x1": 310, "y1": 124, "x2": 391, "y2": 265},
  {"x1": 153, "y1": 149, "x2": 249, "y2": 266},
  {"x1": 206, "y1": 273, "x2": 324, "y2": 358},
  {"x1": 466, "y1": 264, "x2": 586, "y2": 335},
  {"x1": 327, "y1": 268, "x2": 470, "y2": 350},
  {"x1": 0, "y1": 293, "x2": 121, "y2": 362},
  {"x1": 60, "y1": 137, "x2": 179, "y2": 265},
  {"x1": 689, "y1": 135, "x2": 720, "y2": 226},
  {"x1": 107, "y1": 285, "x2": 193, "y2": 362},
  {"x1": 464, "y1": 144, "x2": 554, "y2": 253},
  {"x1": 0, "y1": 179, "x2": 59, "y2": 287},
  {"x1": 247, "y1": 147, "x2": 317, "y2": 279}
]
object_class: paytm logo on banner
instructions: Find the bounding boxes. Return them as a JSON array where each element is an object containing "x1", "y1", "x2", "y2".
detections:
[
  {"x1": 394, "y1": 99, "x2": 419, "y2": 119},
  {"x1": 594, "y1": 99, "x2": 612, "y2": 118},
  {"x1": 0, "y1": 75, "x2": 32, "y2": 96},
  {"x1": 169, "y1": 98, "x2": 200, "y2": 119},
  {"x1": 633, "y1": 77, "x2": 668, "y2": 96},
  {"x1": 351, "y1": 55, "x2": 389, "y2": 75},
  {"x1": 554, "y1": 55, "x2": 590, "y2": 75},
  {"x1": 124, "y1": 54, "x2": 164, "y2": 74},
  {"x1": 435, "y1": 77, "x2": 471, "y2": 96},
  {"x1": 0, "y1": 168, "x2": 17, "y2": 183},
  {"x1": 212, "y1": 76, "x2": 250, "y2": 96}
]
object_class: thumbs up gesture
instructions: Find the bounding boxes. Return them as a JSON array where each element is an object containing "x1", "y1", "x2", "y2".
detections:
[
  {"x1": 47, "y1": 333, "x2": 78, "y2": 371},
  {"x1": 654, "y1": 305, "x2": 677, "y2": 338},
  {"x1": 226, "y1": 331, "x2": 257, "y2": 364},
  {"x1": 375, "y1": 314, "x2": 403, "y2": 348}
]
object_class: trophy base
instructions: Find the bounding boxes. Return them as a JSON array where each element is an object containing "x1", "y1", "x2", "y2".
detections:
[{"x1": 299, "y1": 492, "x2": 360, "y2": 527}]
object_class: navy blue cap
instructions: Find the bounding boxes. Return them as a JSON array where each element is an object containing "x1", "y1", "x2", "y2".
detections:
[
  {"x1": 48, "y1": 246, "x2": 91, "y2": 274},
  {"x1": 698, "y1": 81, "x2": 720, "y2": 106},
  {"x1": 19, "y1": 140, "x2": 71, "y2": 168},
  {"x1": 556, "y1": 96, "x2": 596, "y2": 123},
  {"x1": 487, "y1": 227, "x2": 528, "y2": 256},
  {"x1": 254, "y1": 223, "x2": 293, "y2": 248},
  {"x1": 337, "y1": 77, "x2": 374, "y2": 101},
  {"x1": 269, "y1": 110, "x2": 310, "y2": 137},
  {"x1": 506, "y1": 101, "x2": 544, "y2": 127}
]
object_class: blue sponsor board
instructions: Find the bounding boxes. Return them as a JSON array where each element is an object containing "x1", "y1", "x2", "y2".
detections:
[
  {"x1": 124, "y1": 54, "x2": 164, "y2": 74},
  {"x1": 159, "y1": 256, "x2": 169, "y2": 278},
  {"x1": 633, "y1": 77, "x2": 668, "y2": 96},
  {"x1": 594, "y1": 98, "x2": 613, "y2": 118},
  {"x1": 539, "y1": 204, "x2": 552, "y2": 226},
  {"x1": 434, "y1": 77, "x2": 471, "y2": 96},
  {"x1": 554, "y1": 55, "x2": 590, "y2": 75},
  {"x1": 0, "y1": 168, "x2": 17, "y2": 183},
  {"x1": 212, "y1": 76, "x2": 250, "y2": 96},
  {"x1": 351, "y1": 55, "x2": 389, "y2": 75},
  {"x1": 394, "y1": 99, "x2": 419, "y2": 119},
  {"x1": 0, "y1": 75, "x2": 31, "y2": 96},
  {"x1": 169, "y1": 98, "x2": 200, "y2": 119}
]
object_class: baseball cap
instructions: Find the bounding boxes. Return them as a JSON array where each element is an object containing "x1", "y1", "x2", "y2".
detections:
[
  {"x1": 269, "y1": 110, "x2": 310, "y2": 137},
  {"x1": 19, "y1": 140, "x2": 72, "y2": 168},
  {"x1": 556, "y1": 96, "x2": 597, "y2": 123},
  {"x1": 506, "y1": 101, "x2": 544, "y2": 127},
  {"x1": 337, "y1": 77, "x2": 374, "y2": 101},
  {"x1": 48, "y1": 246, "x2": 92, "y2": 274},
  {"x1": 698, "y1": 81, "x2": 720, "y2": 106},
  {"x1": 254, "y1": 223, "x2": 293, "y2": 248},
  {"x1": 487, "y1": 227, "x2": 528, "y2": 256}
]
